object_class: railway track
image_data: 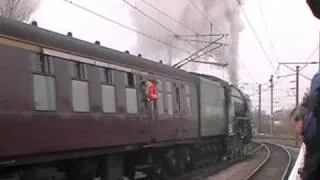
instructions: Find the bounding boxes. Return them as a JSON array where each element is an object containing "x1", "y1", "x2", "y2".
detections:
[
  {"x1": 168, "y1": 142, "x2": 263, "y2": 180},
  {"x1": 245, "y1": 142, "x2": 291, "y2": 180}
]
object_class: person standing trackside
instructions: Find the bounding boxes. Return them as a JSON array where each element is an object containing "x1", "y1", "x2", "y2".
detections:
[
  {"x1": 288, "y1": 106, "x2": 307, "y2": 180},
  {"x1": 295, "y1": 2, "x2": 320, "y2": 179},
  {"x1": 290, "y1": 106, "x2": 308, "y2": 136}
]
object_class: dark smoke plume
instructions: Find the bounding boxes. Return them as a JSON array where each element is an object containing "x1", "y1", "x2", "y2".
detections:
[{"x1": 128, "y1": 0, "x2": 244, "y2": 85}]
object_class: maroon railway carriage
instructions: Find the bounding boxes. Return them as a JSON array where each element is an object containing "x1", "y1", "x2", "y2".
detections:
[
  {"x1": 0, "y1": 16, "x2": 251, "y2": 180},
  {"x1": 0, "y1": 16, "x2": 199, "y2": 178}
]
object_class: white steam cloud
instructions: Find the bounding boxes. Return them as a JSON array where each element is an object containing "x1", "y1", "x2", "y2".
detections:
[{"x1": 127, "y1": 0, "x2": 244, "y2": 85}]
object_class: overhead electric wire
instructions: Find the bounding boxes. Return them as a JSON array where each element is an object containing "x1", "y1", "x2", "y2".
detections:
[
  {"x1": 181, "y1": 39, "x2": 226, "y2": 45},
  {"x1": 122, "y1": 0, "x2": 219, "y2": 61},
  {"x1": 62, "y1": 0, "x2": 191, "y2": 54},
  {"x1": 137, "y1": 0, "x2": 227, "y2": 62},
  {"x1": 300, "y1": 44, "x2": 320, "y2": 71},
  {"x1": 187, "y1": 0, "x2": 222, "y2": 34},
  {"x1": 249, "y1": 88, "x2": 269, "y2": 96},
  {"x1": 176, "y1": 44, "x2": 223, "y2": 68},
  {"x1": 237, "y1": 0, "x2": 277, "y2": 74},
  {"x1": 176, "y1": 34, "x2": 226, "y2": 37},
  {"x1": 238, "y1": 59, "x2": 257, "y2": 83},
  {"x1": 281, "y1": 64, "x2": 312, "y2": 81},
  {"x1": 300, "y1": 74, "x2": 312, "y2": 81},
  {"x1": 139, "y1": 0, "x2": 199, "y2": 35},
  {"x1": 173, "y1": 36, "x2": 224, "y2": 68},
  {"x1": 122, "y1": 0, "x2": 178, "y2": 36},
  {"x1": 258, "y1": 0, "x2": 280, "y2": 64},
  {"x1": 138, "y1": 0, "x2": 226, "y2": 60},
  {"x1": 249, "y1": 78, "x2": 278, "y2": 97}
]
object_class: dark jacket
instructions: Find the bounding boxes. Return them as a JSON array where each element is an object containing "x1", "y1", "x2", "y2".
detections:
[
  {"x1": 307, "y1": 0, "x2": 320, "y2": 19},
  {"x1": 301, "y1": 71, "x2": 320, "y2": 180},
  {"x1": 304, "y1": 72, "x2": 320, "y2": 154}
]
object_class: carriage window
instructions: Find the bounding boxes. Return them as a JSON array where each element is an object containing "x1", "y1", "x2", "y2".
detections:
[
  {"x1": 33, "y1": 55, "x2": 56, "y2": 111},
  {"x1": 126, "y1": 88, "x2": 138, "y2": 113},
  {"x1": 157, "y1": 92, "x2": 164, "y2": 114},
  {"x1": 157, "y1": 80, "x2": 163, "y2": 91},
  {"x1": 33, "y1": 74, "x2": 56, "y2": 111},
  {"x1": 102, "y1": 85, "x2": 116, "y2": 113},
  {"x1": 185, "y1": 85, "x2": 190, "y2": 95},
  {"x1": 123, "y1": 72, "x2": 137, "y2": 113},
  {"x1": 184, "y1": 84, "x2": 192, "y2": 118},
  {"x1": 165, "y1": 81, "x2": 174, "y2": 115},
  {"x1": 167, "y1": 94, "x2": 173, "y2": 115},
  {"x1": 156, "y1": 79, "x2": 164, "y2": 115},
  {"x1": 73, "y1": 62, "x2": 87, "y2": 80},
  {"x1": 165, "y1": 81, "x2": 172, "y2": 92},
  {"x1": 175, "y1": 87, "x2": 181, "y2": 110},
  {"x1": 35, "y1": 55, "x2": 54, "y2": 74},
  {"x1": 101, "y1": 68, "x2": 114, "y2": 84},
  {"x1": 72, "y1": 80, "x2": 89, "y2": 112},
  {"x1": 186, "y1": 96, "x2": 191, "y2": 116},
  {"x1": 125, "y1": 72, "x2": 135, "y2": 87}
]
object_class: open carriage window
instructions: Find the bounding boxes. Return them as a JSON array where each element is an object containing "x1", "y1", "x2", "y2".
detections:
[
  {"x1": 165, "y1": 81, "x2": 173, "y2": 115},
  {"x1": 69, "y1": 61, "x2": 89, "y2": 112},
  {"x1": 185, "y1": 84, "x2": 192, "y2": 116},
  {"x1": 125, "y1": 72, "x2": 135, "y2": 87},
  {"x1": 175, "y1": 87, "x2": 181, "y2": 110},
  {"x1": 35, "y1": 54, "x2": 54, "y2": 74},
  {"x1": 100, "y1": 68, "x2": 116, "y2": 113},
  {"x1": 33, "y1": 54, "x2": 56, "y2": 111},
  {"x1": 157, "y1": 80, "x2": 164, "y2": 115},
  {"x1": 101, "y1": 68, "x2": 115, "y2": 84},
  {"x1": 124, "y1": 72, "x2": 137, "y2": 113},
  {"x1": 74, "y1": 62, "x2": 87, "y2": 80},
  {"x1": 33, "y1": 74, "x2": 56, "y2": 111}
]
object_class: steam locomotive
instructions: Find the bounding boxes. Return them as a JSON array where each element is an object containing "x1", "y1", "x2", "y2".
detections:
[{"x1": 0, "y1": 17, "x2": 252, "y2": 180}]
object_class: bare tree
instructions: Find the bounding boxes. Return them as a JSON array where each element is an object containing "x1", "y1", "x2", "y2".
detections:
[{"x1": 0, "y1": 0, "x2": 40, "y2": 21}]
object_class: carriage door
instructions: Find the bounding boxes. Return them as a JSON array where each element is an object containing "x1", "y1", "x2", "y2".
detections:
[
  {"x1": 140, "y1": 74, "x2": 158, "y2": 142},
  {"x1": 173, "y1": 82, "x2": 182, "y2": 139}
]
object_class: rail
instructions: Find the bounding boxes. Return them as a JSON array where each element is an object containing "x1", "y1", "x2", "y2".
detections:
[
  {"x1": 254, "y1": 135, "x2": 296, "y2": 141},
  {"x1": 244, "y1": 143, "x2": 270, "y2": 180},
  {"x1": 280, "y1": 143, "x2": 293, "y2": 180},
  {"x1": 246, "y1": 141, "x2": 264, "y2": 156},
  {"x1": 172, "y1": 142, "x2": 263, "y2": 180},
  {"x1": 244, "y1": 141, "x2": 291, "y2": 180}
]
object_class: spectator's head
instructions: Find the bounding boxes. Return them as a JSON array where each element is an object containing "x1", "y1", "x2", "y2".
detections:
[
  {"x1": 301, "y1": 93, "x2": 309, "y2": 108},
  {"x1": 289, "y1": 106, "x2": 307, "y2": 135}
]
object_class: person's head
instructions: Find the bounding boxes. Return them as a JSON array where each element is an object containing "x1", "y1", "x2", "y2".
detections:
[
  {"x1": 301, "y1": 93, "x2": 309, "y2": 108},
  {"x1": 289, "y1": 106, "x2": 307, "y2": 135}
]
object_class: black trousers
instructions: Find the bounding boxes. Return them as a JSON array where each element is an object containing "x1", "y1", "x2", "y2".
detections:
[{"x1": 301, "y1": 151, "x2": 320, "y2": 180}]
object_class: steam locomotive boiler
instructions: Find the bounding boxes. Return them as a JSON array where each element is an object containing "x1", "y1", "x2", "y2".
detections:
[{"x1": 0, "y1": 17, "x2": 252, "y2": 180}]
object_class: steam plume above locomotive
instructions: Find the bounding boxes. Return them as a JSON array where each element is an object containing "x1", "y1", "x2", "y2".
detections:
[{"x1": 128, "y1": 0, "x2": 244, "y2": 85}]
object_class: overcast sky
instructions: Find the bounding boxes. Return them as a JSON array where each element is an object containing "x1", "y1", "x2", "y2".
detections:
[
  {"x1": 30, "y1": 0, "x2": 320, "y2": 114},
  {"x1": 238, "y1": 0, "x2": 319, "y2": 112}
]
